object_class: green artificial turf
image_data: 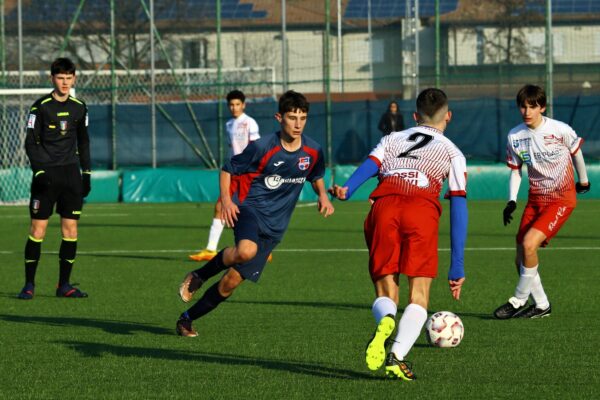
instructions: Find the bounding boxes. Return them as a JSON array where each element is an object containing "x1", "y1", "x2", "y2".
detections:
[{"x1": 0, "y1": 200, "x2": 598, "y2": 399}]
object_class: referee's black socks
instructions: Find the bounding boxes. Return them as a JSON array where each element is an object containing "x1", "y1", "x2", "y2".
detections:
[
  {"x1": 185, "y1": 282, "x2": 229, "y2": 320},
  {"x1": 24, "y1": 235, "x2": 43, "y2": 285},
  {"x1": 58, "y1": 238, "x2": 78, "y2": 286},
  {"x1": 193, "y1": 249, "x2": 228, "y2": 282}
]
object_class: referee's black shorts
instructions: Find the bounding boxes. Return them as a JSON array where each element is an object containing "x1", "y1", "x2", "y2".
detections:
[{"x1": 29, "y1": 164, "x2": 83, "y2": 220}]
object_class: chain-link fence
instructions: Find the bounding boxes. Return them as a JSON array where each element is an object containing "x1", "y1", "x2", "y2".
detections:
[{"x1": 1, "y1": 1, "x2": 599, "y2": 177}]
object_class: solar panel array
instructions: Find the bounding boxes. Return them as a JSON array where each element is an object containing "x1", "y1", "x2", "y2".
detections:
[
  {"x1": 7, "y1": 0, "x2": 599, "y2": 22},
  {"x1": 527, "y1": 0, "x2": 600, "y2": 14},
  {"x1": 344, "y1": 0, "x2": 459, "y2": 19},
  {"x1": 10, "y1": 0, "x2": 267, "y2": 22}
]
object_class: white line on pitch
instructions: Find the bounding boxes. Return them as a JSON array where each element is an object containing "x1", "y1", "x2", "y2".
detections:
[{"x1": 2, "y1": 246, "x2": 600, "y2": 255}]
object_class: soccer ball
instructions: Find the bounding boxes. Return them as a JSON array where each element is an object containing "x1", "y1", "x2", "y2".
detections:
[{"x1": 425, "y1": 311, "x2": 464, "y2": 348}]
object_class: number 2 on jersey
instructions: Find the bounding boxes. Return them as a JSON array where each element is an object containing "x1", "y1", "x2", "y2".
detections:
[{"x1": 397, "y1": 133, "x2": 433, "y2": 159}]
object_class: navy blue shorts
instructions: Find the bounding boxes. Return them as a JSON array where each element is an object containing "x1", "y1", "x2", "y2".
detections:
[{"x1": 233, "y1": 209, "x2": 279, "y2": 282}]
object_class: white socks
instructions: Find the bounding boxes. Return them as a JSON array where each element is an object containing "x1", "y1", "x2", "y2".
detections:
[
  {"x1": 391, "y1": 303, "x2": 428, "y2": 360},
  {"x1": 372, "y1": 296, "x2": 397, "y2": 324},
  {"x1": 529, "y1": 269, "x2": 550, "y2": 310},
  {"x1": 514, "y1": 264, "x2": 549, "y2": 309},
  {"x1": 514, "y1": 264, "x2": 538, "y2": 303},
  {"x1": 206, "y1": 218, "x2": 225, "y2": 251}
]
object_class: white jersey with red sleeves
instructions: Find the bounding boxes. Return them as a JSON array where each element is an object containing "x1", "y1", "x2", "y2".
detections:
[
  {"x1": 226, "y1": 113, "x2": 260, "y2": 157},
  {"x1": 368, "y1": 125, "x2": 467, "y2": 208},
  {"x1": 506, "y1": 116, "x2": 583, "y2": 206}
]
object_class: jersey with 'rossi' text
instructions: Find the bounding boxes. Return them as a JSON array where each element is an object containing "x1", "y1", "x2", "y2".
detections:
[
  {"x1": 368, "y1": 125, "x2": 467, "y2": 212},
  {"x1": 506, "y1": 116, "x2": 582, "y2": 207},
  {"x1": 223, "y1": 132, "x2": 325, "y2": 240}
]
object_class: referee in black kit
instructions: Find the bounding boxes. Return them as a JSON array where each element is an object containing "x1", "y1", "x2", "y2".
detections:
[{"x1": 18, "y1": 57, "x2": 92, "y2": 300}]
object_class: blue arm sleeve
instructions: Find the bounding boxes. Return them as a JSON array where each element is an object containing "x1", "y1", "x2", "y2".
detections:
[
  {"x1": 343, "y1": 158, "x2": 379, "y2": 199},
  {"x1": 449, "y1": 196, "x2": 468, "y2": 280}
]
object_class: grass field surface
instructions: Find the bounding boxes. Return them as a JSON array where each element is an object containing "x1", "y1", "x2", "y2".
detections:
[{"x1": 0, "y1": 200, "x2": 599, "y2": 399}]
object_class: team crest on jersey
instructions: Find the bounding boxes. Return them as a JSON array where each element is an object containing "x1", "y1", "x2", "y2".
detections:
[
  {"x1": 27, "y1": 114, "x2": 36, "y2": 129},
  {"x1": 512, "y1": 139, "x2": 520, "y2": 148},
  {"x1": 60, "y1": 120, "x2": 68, "y2": 134},
  {"x1": 298, "y1": 157, "x2": 310, "y2": 171}
]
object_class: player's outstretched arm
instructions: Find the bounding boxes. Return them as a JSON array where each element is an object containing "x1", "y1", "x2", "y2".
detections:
[
  {"x1": 312, "y1": 178, "x2": 335, "y2": 217},
  {"x1": 328, "y1": 157, "x2": 379, "y2": 201},
  {"x1": 219, "y1": 170, "x2": 239, "y2": 227},
  {"x1": 449, "y1": 195, "x2": 467, "y2": 300}
]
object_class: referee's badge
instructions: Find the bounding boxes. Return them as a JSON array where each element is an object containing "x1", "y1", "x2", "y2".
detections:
[
  {"x1": 298, "y1": 156, "x2": 310, "y2": 171},
  {"x1": 32, "y1": 199, "x2": 40, "y2": 214},
  {"x1": 60, "y1": 120, "x2": 68, "y2": 135}
]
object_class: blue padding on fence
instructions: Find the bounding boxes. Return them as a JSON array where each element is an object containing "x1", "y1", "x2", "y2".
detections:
[{"x1": 87, "y1": 95, "x2": 600, "y2": 170}]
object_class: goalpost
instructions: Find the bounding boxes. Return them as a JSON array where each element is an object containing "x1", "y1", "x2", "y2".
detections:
[{"x1": 0, "y1": 88, "x2": 53, "y2": 205}]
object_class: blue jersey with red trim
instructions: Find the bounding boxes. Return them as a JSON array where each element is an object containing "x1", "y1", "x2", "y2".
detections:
[{"x1": 223, "y1": 131, "x2": 325, "y2": 240}]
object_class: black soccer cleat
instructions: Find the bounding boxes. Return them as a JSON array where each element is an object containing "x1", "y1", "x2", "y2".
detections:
[
  {"x1": 519, "y1": 303, "x2": 551, "y2": 319},
  {"x1": 56, "y1": 283, "x2": 88, "y2": 298},
  {"x1": 17, "y1": 283, "x2": 35, "y2": 300},
  {"x1": 176, "y1": 315, "x2": 198, "y2": 337},
  {"x1": 493, "y1": 297, "x2": 529, "y2": 319},
  {"x1": 385, "y1": 352, "x2": 416, "y2": 381}
]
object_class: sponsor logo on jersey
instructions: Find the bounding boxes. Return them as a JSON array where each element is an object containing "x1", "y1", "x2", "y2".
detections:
[
  {"x1": 264, "y1": 174, "x2": 306, "y2": 190},
  {"x1": 543, "y1": 134, "x2": 564, "y2": 145},
  {"x1": 60, "y1": 120, "x2": 68, "y2": 134},
  {"x1": 518, "y1": 150, "x2": 532, "y2": 165},
  {"x1": 27, "y1": 114, "x2": 36, "y2": 129},
  {"x1": 298, "y1": 157, "x2": 310, "y2": 171},
  {"x1": 382, "y1": 168, "x2": 430, "y2": 188},
  {"x1": 533, "y1": 148, "x2": 560, "y2": 161},
  {"x1": 513, "y1": 138, "x2": 531, "y2": 149},
  {"x1": 274, "y1": 161, "x2": 285, "y2": 167}
]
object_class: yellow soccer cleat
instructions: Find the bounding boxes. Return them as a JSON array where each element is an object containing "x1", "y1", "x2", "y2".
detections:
[
  {"x1": 365, "y1": 314, "x2": 396, "y2": 371},
  {"x1": 385, "y1": 353, "x2": 416, "y2": 381},
  {"x1": 267, "y1": 253, "x2": 273, "y2": 262},
  {"x1": 188, "y1": 249, "x2": 217, "y2": 262}
]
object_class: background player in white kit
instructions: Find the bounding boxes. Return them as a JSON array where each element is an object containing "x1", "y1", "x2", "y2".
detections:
[
  {"x1": 189, "y1": 90, "x2": 261, "y2": 261},
  {"x1": 494, "y1": 84, "x2": 591, "y2": 319}
]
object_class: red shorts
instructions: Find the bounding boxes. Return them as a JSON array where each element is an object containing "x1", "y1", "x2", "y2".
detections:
[
  {"x1": 364, "y1": 195, "x2": 440, "y2": 282},
  {"x1": 516, "y1": 202, "x2": 574, "y2": 247}
]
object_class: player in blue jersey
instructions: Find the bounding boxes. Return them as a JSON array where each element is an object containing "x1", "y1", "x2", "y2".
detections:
[{"x1": 175, "y1": 90, "x2": 335, "y2": 337}]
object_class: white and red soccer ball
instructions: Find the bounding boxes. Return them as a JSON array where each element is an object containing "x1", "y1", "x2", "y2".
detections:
[{"x1": 425, "y1": 311, "x2": 464, "y2": 348}]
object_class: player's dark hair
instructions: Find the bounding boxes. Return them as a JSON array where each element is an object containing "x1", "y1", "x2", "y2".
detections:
[
  {"x1": 50, "y1": 58, "x2": 76, "y2": 76},
  {"x1": 416, "y1": 88, "x2": 448, "y2": 120},
  {"x1": 516, "y1": 84, "x2": 546, "y2": 108},
  {"x1": 278, "y1": 90, "x2": 309, "y2": 114},
  {"x1": 226, "y1": 89, "x2": 245, "y2": 104}
]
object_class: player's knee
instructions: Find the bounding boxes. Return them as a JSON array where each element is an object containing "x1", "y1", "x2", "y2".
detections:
[
  {"x1": 236, "y1": 246, "x2": 257, "y2": 263},
  {"x1": 29, "y1": 227, "x2": 46, "y2": 240},
  {"x1": 521, "y1": 239, "x2": 538, "y2": 256}
]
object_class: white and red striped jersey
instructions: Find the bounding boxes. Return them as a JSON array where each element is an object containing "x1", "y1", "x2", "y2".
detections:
[
  {"x1": 368, "y1": 125, "x2": 467, "y2": 208},
  {"x1": 226, "y1": 113, "x2": 260, "y2": 157},
  {"x1": 506, "y1": 117, "x2": 583, "y2": 206}
]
